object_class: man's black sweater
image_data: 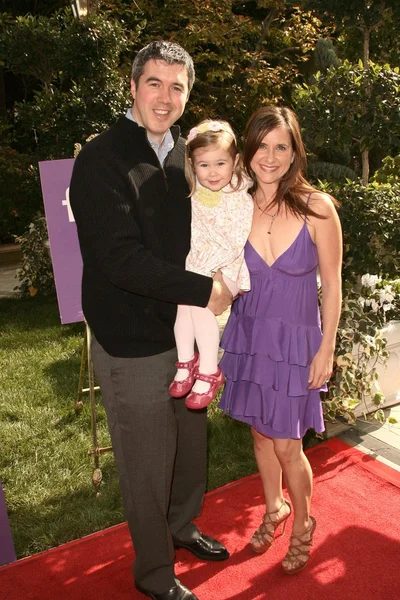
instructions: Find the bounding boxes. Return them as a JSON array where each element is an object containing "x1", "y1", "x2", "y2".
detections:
[{"x1": 70, "y1": 116, "x2": 212, "y2": 357}]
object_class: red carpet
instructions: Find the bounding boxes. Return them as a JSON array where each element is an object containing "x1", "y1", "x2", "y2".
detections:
[{"x1": 1, "y1": 439, "x2": 400, "y2": 600}]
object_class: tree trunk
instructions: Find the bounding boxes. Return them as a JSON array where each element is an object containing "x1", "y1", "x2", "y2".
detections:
[
  {"x1": 255, "y1": 8, "x2": 279, "y2": 53},
  {"x1": 363, "y1": 27, "x2": 370, "y2": 68},
  {"x1": 362, "y1": 149, "x2": 369, "y2": 185},
  {"x1": 362, "y1": 27, "x2": 370, "y2": 184},
  {"x1": 86, "y1": 0, "x2": 99, "y2": 13},
  {"x1": 73, "y1": 1, "x2": 98, "y2": 16},
  {"x1": 0, "y1": 67, "x2": 6, "y2": 118}
]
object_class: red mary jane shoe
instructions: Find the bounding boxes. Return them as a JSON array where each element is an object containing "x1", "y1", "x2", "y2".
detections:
[
  {"x1": 169, "y1": 352, "x2": 199, "y2": 398},
  {"x1": 185, "y1": 367, "x2": 225, "y2": 410}
]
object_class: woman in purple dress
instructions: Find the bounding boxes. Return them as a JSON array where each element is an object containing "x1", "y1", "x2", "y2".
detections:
[{"x1": 219, "y1": 107, "x2": 342, "y2": 574}]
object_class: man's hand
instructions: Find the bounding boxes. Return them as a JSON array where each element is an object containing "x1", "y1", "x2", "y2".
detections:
[{"x1": 207, "y1": 270, "x2": 232, "y2": 316}]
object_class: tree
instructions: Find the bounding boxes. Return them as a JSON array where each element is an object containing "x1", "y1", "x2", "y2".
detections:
[
  {"x1": 99, "y1": 0, "x2": 324, "y2": 132},
  {"x1": 0, "y1": 1, "x2": 70, "y2": 16},
  {"x1": 295, "y1": 60, "x2": 400, "y2": 184},
  {"x1": 0, "y1": 9, "x2": 132, "y2": 239},
  {"x1": 0, "y1": 10, "x2": 132, "y2": 158},
  {"x1": 296, "y1": 1, "x2": 400, "y2": 183},
  {"x1": 304, "y1": 0, "x2": 400, "y2": 66}
]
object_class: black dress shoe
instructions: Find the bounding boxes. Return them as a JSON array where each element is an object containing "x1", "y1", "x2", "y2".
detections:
[
  {"x1": 135, "y1": 579, "x2": 199, "y2": 600},
  {"x1": 174, "y1": 532, "x2": 230, "y2": 561}
]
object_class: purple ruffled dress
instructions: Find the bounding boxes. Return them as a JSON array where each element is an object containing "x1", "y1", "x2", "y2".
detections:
[{"x1": 219, "y1": 220, "x2": 326, "y2": 439}]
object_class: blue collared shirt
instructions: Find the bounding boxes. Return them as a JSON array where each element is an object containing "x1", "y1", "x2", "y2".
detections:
[{"x1": 125, "y1": 108, "x2": 175, "y2": 166}]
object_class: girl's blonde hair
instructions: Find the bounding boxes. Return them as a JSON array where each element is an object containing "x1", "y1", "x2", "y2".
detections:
[{"x1": 185, "y1": 119, "x2": 243, "y2": 196}]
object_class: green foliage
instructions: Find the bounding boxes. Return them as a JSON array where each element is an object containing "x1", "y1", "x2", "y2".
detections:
[
  {"x1": 295, "y1": 61, "x2": 400, "y2": 179},
  {"x1": 323, "y1": 280, "x2": 391, "y2": 424},
  {"x1": 297, "y1": 2, "x2": 400, "y2": 184},
  {"x1": 0, "y1": 9, "x2": 133, "y2": 238},
  {"x1": 0, "y1": 10, "x2": 132, "y2": 159},
  {"x1": 372, "y1": 155, "x2": 400, "y2": 184},
  {"x1": 0, "y1": 296, "x2": 120, "y2": 557},
  {"x1": 1, "y1": 13, "x2": 65, "y2": 87},
  {"x1": 320, "y1": 180, "x2": 400, "y2": 423},
  {"x1": 272, "y1": 3, "x2": 400, "y2": 425},
  {"x1": 335, "y1": 181, "x2": 400, "y2": 285},
  {"x1": 368, "y1": 15, "x2": 400, "y2": 67},
  {"x1": 99, "y1": 0, "x2": 324, "y2": 132},
  {"x1": 314, "y1": 37, "x2": 340, "y2": 70},
  {"x1": 301, "y1": 0, "x2": 400, "y2": 67},
  {"x1": 0, "y1": 122, "x2": 42, "y2": 242},
  {"x1": 14, "y1": 214, "x2": 55, "y2": 297},
  {"x1": 1, "y1": 1, "x2": 70, "y2": 16},
  {"x1": 307, "y1": 161, "x2": 357, "y2": 183},
  {"x1": 303, "y1": 0, "x2": 400, "y2": 41}
]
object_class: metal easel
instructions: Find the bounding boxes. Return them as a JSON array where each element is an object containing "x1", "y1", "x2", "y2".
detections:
[{"x1": 76, "y1": 321, "x2": 112, "y2": 492}]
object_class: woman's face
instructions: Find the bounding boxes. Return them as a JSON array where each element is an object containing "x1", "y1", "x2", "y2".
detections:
[{"x1": 249, "y1": 127, "x2": 294, "y2": 189}]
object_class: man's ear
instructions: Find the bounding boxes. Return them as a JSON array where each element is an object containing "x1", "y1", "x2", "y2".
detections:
[{"x1": 130, "y1": 78, "x2": 136, "y2": 100}]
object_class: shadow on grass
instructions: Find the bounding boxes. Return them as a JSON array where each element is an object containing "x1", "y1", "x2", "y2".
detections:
[
  {"x1": 8, "y1": 459, "x2": 124, "y2": 559},
  {"x1": 0, "y1": 296, "x2": 83, "y2": 356},
  {"x1": 207, "y1": 404, "x2": 257, "y2": 491},
  {"x1": 0, "y1": 295, "x2": 60, "y2": 329},
  {"x1": 42, "y1": 349, "x2": 109, "y2": 434},
  {"x1": 43, "y1": 352, "x2": 86, "y2": 396}
]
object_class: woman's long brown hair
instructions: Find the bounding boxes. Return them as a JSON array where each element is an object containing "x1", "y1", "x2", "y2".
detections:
[{"x1": 243, "y1": 106, "x2": 339, "y2": 218}]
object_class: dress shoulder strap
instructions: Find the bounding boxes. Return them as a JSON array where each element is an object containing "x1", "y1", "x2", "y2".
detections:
[{"x1": 304, "y1": 192, "x2": 313, "y2": 222}]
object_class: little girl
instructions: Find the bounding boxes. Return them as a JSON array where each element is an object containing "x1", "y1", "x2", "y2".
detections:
[{"x1": 169, "y1": 120, "x2": 253, "y2": 409}]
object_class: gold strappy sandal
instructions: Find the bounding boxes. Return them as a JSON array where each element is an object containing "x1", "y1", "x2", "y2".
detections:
[
  {"x1": 282, "y1": 515, "x2": 317, "y2": 574},
  {"x1": 250, "y1": 498, "x2": 292, "y2": 554}
]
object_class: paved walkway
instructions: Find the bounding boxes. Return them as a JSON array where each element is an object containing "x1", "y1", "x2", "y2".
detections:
[
  {"x1": 0, "y1": 244, "x2": 21, "y2": 298},
  {"x1": 0, "y1": 262, "x2": 20, "y2": 298},
  {"x1": 330, "y1": 406, "x2": 400, "y2": 471},
  {"x1": 1, "y1": 258, "x2": 399, "y2": 470}
]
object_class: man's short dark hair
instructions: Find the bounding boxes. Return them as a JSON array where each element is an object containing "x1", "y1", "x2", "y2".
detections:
[{"x1": 131, "y1": 40, "x2": 195, "y2": 92}]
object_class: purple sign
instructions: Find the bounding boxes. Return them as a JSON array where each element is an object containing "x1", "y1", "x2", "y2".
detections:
[
  {"x1": 0, "y1": 480, "x2": 16, "y2": 566},
  {"x1": 39, "y1": 159, "x2": 84, "y2": 324}
]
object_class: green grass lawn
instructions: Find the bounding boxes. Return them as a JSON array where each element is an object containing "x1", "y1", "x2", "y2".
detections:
[{"x1": 0, "y1": 295, "x2": 257, "y2": 558}]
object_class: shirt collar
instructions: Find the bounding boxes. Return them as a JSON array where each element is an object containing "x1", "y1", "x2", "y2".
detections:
[{"x1": 125, "y1": 107, "x2": 174, "y2": 164}]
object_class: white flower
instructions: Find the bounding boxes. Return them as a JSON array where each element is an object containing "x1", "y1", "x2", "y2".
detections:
[
  {"x1": 379, "y1": 290, "x2": 394, "y2": 304},
  {"x1": 370, "y1": 299, "x2": 379, "y2": 312},
  {"x1": 361, "y1": 274, "x2": 381, "y2": 290}
]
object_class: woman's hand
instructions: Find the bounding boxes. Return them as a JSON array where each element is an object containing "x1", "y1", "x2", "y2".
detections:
[{"x1": 308, "y1": 347, "x2": 334, "y2": 390}]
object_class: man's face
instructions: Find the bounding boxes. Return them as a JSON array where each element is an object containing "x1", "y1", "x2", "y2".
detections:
[{"x1": 130, "y1": 59, "x2": 190, "y2": 144}]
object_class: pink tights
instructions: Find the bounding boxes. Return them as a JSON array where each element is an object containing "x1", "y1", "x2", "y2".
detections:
[{"x1": 173, "y1": 275, "x2": 239, "y2": 394}]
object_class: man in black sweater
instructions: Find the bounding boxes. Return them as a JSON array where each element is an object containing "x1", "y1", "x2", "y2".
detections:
[{"x1": 70, "y1": 41, "x2": 232, "y2": 600}]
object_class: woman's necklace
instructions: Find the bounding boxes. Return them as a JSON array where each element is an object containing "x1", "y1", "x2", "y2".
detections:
[{"x1": 254, "y1": 196, "x2": 278, "y2": 234}]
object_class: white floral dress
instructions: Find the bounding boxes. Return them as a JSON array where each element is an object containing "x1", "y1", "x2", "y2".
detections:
[{"x1": 186, "y1": 178, "x2": 253, "y2": 291}]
